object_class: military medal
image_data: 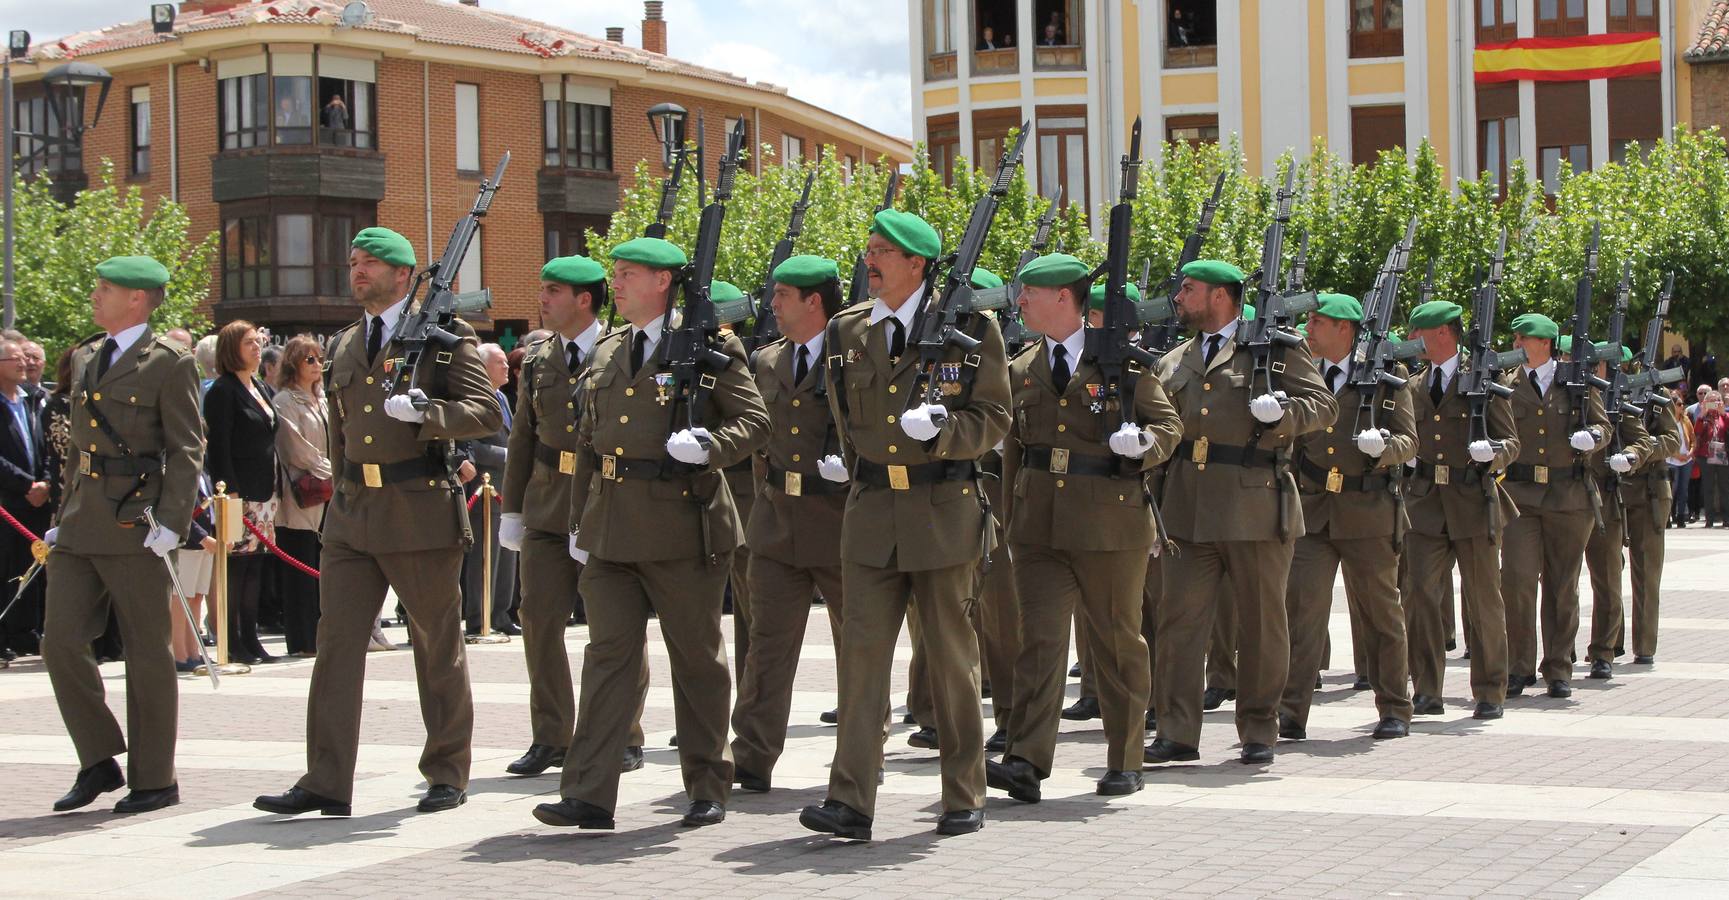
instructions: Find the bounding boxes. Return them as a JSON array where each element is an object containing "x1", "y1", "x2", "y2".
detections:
[
  {"x1": 382, "y1": 357, "x2": 396, "y2": 375},
  {"x1": 654, "y1": 372, "x2": 673, "y2": 405},
  {"x1": 938, "y1": 362, "x2": 963, "y2": 396},
  {"x1": 1086, "y1": 383, "x2": 1104, "y2": 413}
]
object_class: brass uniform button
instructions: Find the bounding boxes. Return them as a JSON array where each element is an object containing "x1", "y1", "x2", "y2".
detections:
[
  {"x1": 888, "y1": 385, "x2": 898, "y2": 394},
  {"x1": 885, "y1": 416, "x2": 896, "y2": 425},
  {"x1": 626, "y1": 388, "x2": 635, "y2": 396},
  {"x1": 888, "y1": 444, "x2": 898, "y2": 454},
  {"x1": 1326, "y1": 447, "x2": 1335, "y2": 455},
  {"x1": 619, "y1": 415, "x2": 629, "y2": 423},
  {"x1": 363, "y1": 436, "x2": 374, "y2": 444},
  {"x1": 792, "y1": 426, "x2": 802, "y2": 434},
  {"x1": 792, "y1": 399, "x2": 801, "y2": 407},
  {"x1": 1056, "y1": 479, "x2": 1065, "y2": 488},
  {"x1": 1325, "y1": 426, "x2": 1334, "y2": 434},
  {"x1": 1059, "y1": 399, "x2": 1069, "y2": 407},
  {"x1": 1201, "y1": 408, "x2": 1210, "y2": 416},
  {"x1": 428, "y1": 480, "x2": 437, "y2": 487},
  {"x1": 364, "y1": 404, "x2": 374, "y2": 413},
  {"x1": 569, "y1": 377, "x2": 577, "y2": 385},
  {"x1": 791, "y1": 454, "x2": 801, "y2": 462},
  {"x1": 1057, "y1": 424, "x2": 1067, "y2": 432},
  {"x1": 1203, "y1": 383, "x2": 1212, "y2": 392},
  {"x1": 1433, "y1": 414, "x2": 1441, "y2": 421},
  {"x1": 567, "y1": 425, "x2": 576, "y2": 432},
  {"x1": 365, "y1": 376, "x2": 375, "y2": 385}
]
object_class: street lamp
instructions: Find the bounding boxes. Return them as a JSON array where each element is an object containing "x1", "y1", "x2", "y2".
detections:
[
  {"x1": 151, "y1": 4, "x2": 176, "y2": 34},
  {"x1": 2, "y1": 30, "x2": 27, "y2": 331},
  {"x1": 41, "y1": 61, "x2": 113, "y2": 146},
  {"x1": 645, "y1": 101, "x2": 686, "y2": 168}
]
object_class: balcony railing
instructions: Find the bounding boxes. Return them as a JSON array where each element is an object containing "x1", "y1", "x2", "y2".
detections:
[
  {"x1": 1164, "y1": 43, "x2": 1217, "y2": 69},
  {"x1": 973, "y1": 47, "x2": 1019, "y2": 76},
  {"x1": 1034, "y1": 44, "x2": 1085, "y2": 71},
  {"x1": 927, "y1": 51, "x2": 957, "y2": 80}
]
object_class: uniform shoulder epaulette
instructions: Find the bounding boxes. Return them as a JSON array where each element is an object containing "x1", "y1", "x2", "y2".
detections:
[
  {"x1": 329, "y1": 319, "x2": 361, "y2": 340},
  {"x1": 75, "y1": 331, "x2": 107, "y2": 349},
  {"x1": 1009, "y1": 341, "x2": 1040, "y2": 362},
  {"x1": 595, "y1": 327, "x2": 630, "y2": 347},
  {"x1": 760, "y1": 335, "x2": 790, "y2": 352},
  {"x1": 833, "y1": 304, "x2": 872, "y2": 323}
]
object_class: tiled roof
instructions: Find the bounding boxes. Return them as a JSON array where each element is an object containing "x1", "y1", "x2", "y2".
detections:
[{"x1": 1687, "y1": 0, "x2": 1729, "y2": 62}]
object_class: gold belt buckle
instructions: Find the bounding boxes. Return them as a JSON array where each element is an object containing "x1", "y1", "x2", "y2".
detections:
[
  {"x1": 601, "y1": 454, "x2": 618, "y2": 481},
  {"x1": 1326, "y1": 470, "x2": 1344, "y2": 493},
  {"x1": 887, "y1": 465, "x2": 910, "y2": 491},
  {"x1": 784, "y1": 471, "x2": 803, "y2": 497},
  {"x1": 1050, "y1": 448, "x2": 1070, "y2": 475},
  {"x1": 558, "y1": 450, "x2": 577, "y2": 475},
  {"x1": 79, "y1": 450, "x2": 93, "y2": 476},
  {"x1": 1190, "y1": 437, "x2": 1210, "y2": 471},
  {"x1": 1434, "y1": 465, "x2": 1450, "y2": 486},
  {"x1": 1534, "y1": 465, "x2": 1549, "y2": 485},
  {"x1": 362, "y1": 463, "x2": 383, "y2": 488}
]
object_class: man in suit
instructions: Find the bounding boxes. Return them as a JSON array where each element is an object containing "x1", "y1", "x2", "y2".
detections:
[
  {"x1": 0, "y1": 334, "x2": 49, "y2": 662},
  {"x1": 459, "y1": 342, "x2": 519, "y2": 636},
  {"x1": 1402, "y1": 299, "x2": 1519, "y2": 720},
  {"x1": 531, "y1": 236, "x2": 768, "y2": 831},
  {"x1": 1146, "y1": 260, "x2": 1336, "y2": 767},
  {"x1": 984, "y1": 253, "x2": 1181, "y2": 803},
  {"x1": 41, "y1": 256, "x2": 203, "y2": 813},
  {"x1": 254, "y1": 226, "x2": 502, "y2": 817},
  {"x1": 496, "y1": 255, "x2": 649, "y2": 778},
  {"x1": 799, "y1": 210, "x2": 1010, "y2": 841}
]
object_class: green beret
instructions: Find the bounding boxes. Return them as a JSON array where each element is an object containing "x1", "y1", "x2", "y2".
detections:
[
  {"x1": 709, "y1": 281, "x2": 745, "y2": 302},
  {"x1": 1017, "y1": 253, "x2": 1091, "y2": 287},
  {"x1": 1622, "y1": 345, "x2": 1634, "y2": 363},
  {"x1": 870, "y1": 209, "x2": 941, "y2": 259},
  {"x1": 609, "y1": 236, "x2": 689, "y2": 269},
  {"x1": 1087, "y1": 281, "x2": 1142, "y2": 310},
  {"x1": 1181, "y1": 259, "x2": 1247, "y2": 285},
  {"x1": 1409, "y1": 300, "x2": 1463, "y2": 329},
  {"x1": 1313, "y1": 292, "x2": 1364, "y2": 322},
  {"x1": 1509, "y1": 313, "x2": 1559, "y2": 340},
  {"x1": 95, "y1": 255, "x2": 170, "y2": 290},
  {"x1": 970, "y1": 268, "x2": 1004, "y2": 290},
  {"x1": 350, "y1": 227, "x2": 417, "y2": 268},
  {"x1": 540, "y1": 255, "x2": 605, "y2": 287},
  {"x1": 772, "y1": 254, "x2": 839, "y2": 288}
]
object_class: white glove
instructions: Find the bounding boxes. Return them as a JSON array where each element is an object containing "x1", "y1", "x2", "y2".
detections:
[
  {"x1": 900, "y1": 403, "x2": 949, "y2": 441},
  {"x1": 1469, "y1": 440, "x2": 1497, "y2": 464},
  {"x1": 1250, "y1": 392, "x2": 1287, "y2": 424},
  {"x1": 1608, "y1": 453, "x2": 1634, "y2": 474},
  {"x1": 1355, "y1": 428, "x2": 1388, "y2": 457},
  {"x1": 43, "y1": 527, "x2": 57, "y2": 547},
  {"x1": 818, "y1": 454, "x2": 850, "y2": 483},
  {"x1": 666, "y1": 427, "x2": 713, "y2": 465},
  {"x1": 1570, "y1": 429, "x2": 1599, "y2": 452},
  {"x1": 498, "y1": 513, "x2": 525, "y2": 552},
  {"x1": 568, "y1": 532, "x2": 589, "y2": 564},
  {"x1": 385, "y1": 389, "x2": 428, "y2": 423},
  {"x1": 144, "y1": 523, "x2": 180, "y2": 558},
  {"x1": 1108, "y1": 423, "x2": 1153, "y2": 459}
]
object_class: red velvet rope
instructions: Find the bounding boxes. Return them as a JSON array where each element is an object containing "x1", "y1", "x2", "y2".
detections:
[
  {"x1": 0, "y1": 504, "x2": 41, "y2": 543},
  {"x1": 242, "y1": 516, "x2": 320, "y2": 579}
]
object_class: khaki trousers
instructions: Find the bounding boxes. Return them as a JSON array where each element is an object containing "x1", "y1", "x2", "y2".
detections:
[
  {"x1": 1403, "y1": 532, "x2": 1508, "y2": 705},
  {"x1": 1584, "y1": 510, "x2": 1626, "y2": 664},
  {"x1": 43, "y1": 551, "x2": 178, "y2": 790},
  {"x1": 300, "y1": 541, "x2": 473, "y2": 803},
  {"x1": 561, "y1": 554, "x2": 733, "y2": 813},
  {"x1": 1501, "y1": 507, "x2": 1594, "y2": 683},
  {"x1": 1280, "y1": 533, "x2": 1412, "y2": 727}
]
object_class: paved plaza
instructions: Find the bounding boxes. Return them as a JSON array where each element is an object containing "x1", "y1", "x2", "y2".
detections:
[{"x1": 2, "y1": 529, "x2": 1728, "y2": 898}]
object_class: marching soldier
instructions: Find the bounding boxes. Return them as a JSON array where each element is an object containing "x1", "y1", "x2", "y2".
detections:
[
  {"x1": 1147, "y1": 262, "x2": 1336, "y2": 766},
  {"x1": 799, "y1": 210, "x2": 1011, "y2": 840},
  {"x1": 42, "y1": 256, "x2": 203, "y2": 813},
  {"x1": 255, "y1": 227, "x2": 503, "y2": 817},
  {"x1": 496, "y1": 256, "x2": 650, "y2": 777},
  {"x1": 1500, "y1": 314, "x2": 1610, "y2": 699},
  {"x1": 984, "y1": 252, "x2": 1181, "y2": 802},
  {"x1": 532, "y1": 236, "x2": 768, "y2": 831},
  {"x1": 1278, "y1": 294, "x2": 1416, "y2": 742},
  {"x1": 1402, "y1": 299, "x2": 1518, "y2": 720},
  {"x1": 713, "y1": 279, "x2": 760, "y2": 681}
]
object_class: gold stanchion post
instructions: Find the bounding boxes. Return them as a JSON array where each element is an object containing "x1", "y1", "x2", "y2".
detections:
[
  {"x1": 203, "y1": 481, "x2": 251, "y2": 676},
  {"x1": 468, "y1": 472, "x2": 508, "y2": 645}
]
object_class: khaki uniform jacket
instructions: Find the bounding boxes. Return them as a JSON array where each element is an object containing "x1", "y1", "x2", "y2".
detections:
[
  {"x1": 1627, "y1": 404, "x2": 1682, "y2": 507},
  {"x1": 322, "y1": 316, "x2": 502, "y2": 554},
  {"x1": 567, "y1": 328, "x2": 769, "y2": 562},
  {"x1": 1294, "y1": 368, "x2": 1419, "y2": 541},
  {"x1": 745, "y1": 336, "x2": 845, "y2": 568},
  {"x1": 1589, "y1": 409, "x2": 1658, "y2": 518},
  {"x1": 1000, "y1": 337, "x2": 1182, "y2": 552},
  {"x1": 502, "y1": 333, "x2": 599, "y2": 535},
  {"x1": 1504, "y1": 369, "x2": 1611, "y2": 512},
  {"x1": 825, "y1": 303, "x2": 1012, "y2": 571},
  {"x1": 1405, "y1": 359, "x2": 1520, "y2": 539},
  {"x1": 57, "y1": 329, "x2": 203, "y2": 553},
  {"x1": 1154, "y1": 333, "x2": 1338, "y2": 544}
]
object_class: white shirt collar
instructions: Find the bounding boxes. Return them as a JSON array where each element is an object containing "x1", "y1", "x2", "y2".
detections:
[
  {"x1": 1524, "y1": 357, "x2": 1556, "y2": 392},
  {"x1": 1320, "y1": 356, "x2": 1350, "y2": 392},
  {"x1": 366, "y1": 297, "x2": 410, "y2": 339},
  {"x1": 104, "y1": 322, "x2": 150, "y2": 361},
  {"x1": 562, "y1": 319, "x2": 604, "y2": 360},
  {"x1": 1200, "y1": 318, "x2": 1239, "y2": 349},
  {"x1": 796, "y1": 330, "x2": 825, "y2": 361},
  {"x1": 868, "y1": 286, "x2": 924, "y2": 331},
  {"x1": 1431, "y1": 353, "x2": 1460, "y2": 386},
  {"x1": 1045, "y1": 327, "x2": 1085, "y2": 375},
  {"x1": 629, "y1": 319, "x2": 665, "y2": 357}
]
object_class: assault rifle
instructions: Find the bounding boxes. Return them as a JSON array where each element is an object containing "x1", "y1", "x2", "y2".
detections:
[
  {"x1": 1627, "y1": 272, "x2": 1684, "y2": 407},
  {"x1": 747, "y1": 162, "x2": 818, "y2": 355},
  {"x1": 1348, "y1": 215, "x2": 1426, "y2": 434},
  {"x1": 1143, "y1": 171, "x2": 1226, "y2": 354},
  {"x1": 1458, "y1": 230, "x2": 1522, "y2": 533},
  {"x1": 1598, "y1": 262, "x2": 1638, "y2": 538},
  {"x1": 1560, "y1": 223, "x2": 1610, "y2": 434},
  {"x1": 1236, "y1": 166, "x2": 1316, "y2": 400},
  {"x1": 645, "y1": 146, "x2": 688, "y2": 240},
  {"x1": 1083, "y1": 116, "x2": 1160, "y2": 432},
  {"x1": 969, "y1": 184, "x2": 1062, "y2": 354},
  {"x1": 846, "y1": 170, "x2": 901, "y2": 305}
]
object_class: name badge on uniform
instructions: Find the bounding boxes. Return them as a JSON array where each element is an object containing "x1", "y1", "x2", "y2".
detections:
[
  {"x1": 654, "y1": 373, "x2": 674, "y2": 406},
  {"x1": 937, "y1": 362, "x2": 963, "y2": 397}
]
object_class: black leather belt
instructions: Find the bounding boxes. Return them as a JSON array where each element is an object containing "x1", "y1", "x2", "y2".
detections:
[
  {"x1": 534, "y1": 441, "x2": 579, "y2": 474},
  {"x1": 765, "y1": 463, "x2": 847, "y2": 496},
  {"x1": 342, "y1": 457, "x2": 445, "y2": 488},
  {"x1": 78, "y1": 451, "x2": 162, "y2": 478},
  {"x1": 1021, "y1": 445, "x2": 1130, "y2": 478},
  {"x1": 1506, "y1": 461, "x2": 1588, "y2": 484},
  {"x1": 1297, "y1": 456, "x2": 1392, "y2": 493},
  {"x1": 1412, "y1": 460, "x2": 1485, "y2": 485},
  {"x1": 854, "y1": 459, "x2": 977, "y2": 490},
  {"x1": 1174, "y1": 439, "x2": 1277, "y2": 469},
  {"x1": 592, "y1": 453, "x2": 704, "y2": 481}
]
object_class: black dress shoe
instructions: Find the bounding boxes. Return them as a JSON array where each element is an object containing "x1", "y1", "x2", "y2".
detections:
[
  {"x1": 1472, "y1": 701, "x2": 1503, "y2": 720},
  {"x1": 1352, "y1": 675, "x2": 1371, "y2": 691},
  {"x1": 980, "y1": 680, "x2": 992, "y2": 699},
  {"x1": 1144, "y1": 738, "x2": 1200, "y2": 763},
  {"x1": 1411, "y1": 694, "x2": 1445, "y2": 716},
  {"x1": 1278, "y1": 713, "x2": 1306, "y2": 741},
  {"x1": 1547, "y1": 680, "x2": 1572, "y2": 699},
  {"x1": 418, "y1": 784, "x2": 466, "y2": 812},
  {"x1": 1096, "y1": 770, "x2": 1143, "y2": 796},
  {"x1": 1446, "y1": 638, "x2": 1457, "y2": 651},
  {"x1": 621, "y1": 745, "x2": 644, "y2": 773},
  {"x1": 799, "y1": 799, "x2": 872, "y2": 841},
  {"x1": 1202, "y1": 687, "x2": 1236, "y2": 711},
  {"x1": 907, "y1": 726, "x2": 939, "y2": 749},
  {"x1": 935, "y1": 808, "x2": 984, "y2": 835},
  {"x1": 984, "y1": 727, "x2": 1007, "y2": 752},
  {"x1": 494, "y1": 623, "x2": 521, "y2": 636},
  {"x1": 1506, "y1": 674, "x2": 1527, "y2": 697},
  {"x1": 1589, "y1": 659, "x2": 1613, "y2": 679},
  {"x1": 820, "y1": 708, "x2": 839, "y2": 725},
  {"x1": 1068, "y1": 661, "x2": 1082, "y2": 678},
  {"x1": 53, "y1": 758, "x2": 124, "y2": 812},
  {"x1": 505, "y1": 744, "x2": 565, "y2": 776},
  {"x1": 1061, "y1": 696, "x2": 1100, "y2": 721},
  {"x1": 533, "y1": 797, "x2": 614, "y2": 829},
  {"x1": 682, "y1": 800, "x2": 725, "y2": 827},
  {"x1": 253, "y1": 786, "x2": 351, "y2": 817},
  {"x1": 985, "y1": 756, "x2": 1041, "y2": 803},
  {"x1": 735, "y1": 768, "x2": 770, "y2": 793},
  {"x1": 1239, "y1": 743, "x2": 1274, "y2": 764},
  {"x1": 113, "y1": 784, "x2": 179, "y2": 814},
  {"x1": 1633, "y1": 655, "x2": 1655, "y2": 665},
  {"x1": 668, "y1": 733, "x2": 678, "y2": 747},
  {"x1": 901, "y1": 712, "x2": 917, "y2": 725},
  {"x1": 1371, "y1": 717, "x2": 1409, "y2": 739}
]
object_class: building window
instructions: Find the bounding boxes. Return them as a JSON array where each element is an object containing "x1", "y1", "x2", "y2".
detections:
[
  {"x1": 222, "y1": 199, "x2": 375, "y2": 300},
  {"x1": 317, "y1": 77, "x2": 373, "y2": 149},
  {"x1": 1036, "y1": 109, "x2": 1088, "y2": 211},
  {"x1": 1477, "y1": 0, "x2": 1517, "y2": 44},
  {"x1": 220, "y1": 73, "x2": 269, "y2": 150},
  {"x1": 129, "y1": 86, "x2": 151, "y2": 177},
  {"x1": 973, "y1": 0, "x2": 1020, "y2": 75},
  {"x1": 1607, "y1": 0, "x2": 1657, "y2": 33},
  {"x1": 218, "y1": 50, "x2": 375, "y2": 152},
  {"x1": 927, "y1": 114, "x2": 961, "y2": 185},
  {"x1": 1533, "y1": 79, "x2": 1589, "y2": 194},
  {"x1": 1608, "y1": 75, "x2": 1661, "y2": 163},
  {"x1": 843, "y1": 154, "x2": 857, "y2": 183},
  {"x1": 1350, "y1": 0, "x2": 1404, "y2": 59},
  {"x1": 543, "y1": 100, "x2": 613, "y2": 171},
  {"x1": 1478, "y1": 115, "x2": 1520, "y2": 192},
  {"x1": 1165, "y1": 0, "x2": 1218, "y2": 69},
  {"x1": 1350, "y1": 104, "x2": 1406, "y2": 164},
  {"x1": 272, "y1": 63, "x2": 314, "y2": 146},
  {"x1": 782, "y1": 134, "x2": 804, "y2": 166},
  {"x1": 455, "y1": 83, "x2": 480, "y2": 173},
  {"x1": 1535, "y1": 0, "x2": 1587, "y2": 37},
  {"x1": 1033, "y1": 0, "x2": 1085, "y2": 71},
  {"x1": 1539, "y1": 144, "x2": 1588, "y2": 194},
  {"x1": 1166, "y1": 113, "x2": 1220, "y2": 147},
  {"x1": 12, "y1": 91, "x2": 82, "y2": 178},
  {"x1": 925, "y1": 0, "x2": 958, "y2": 79},
  {"x1": 545, "y1": 213, "x2": 611, "y2": 260}
]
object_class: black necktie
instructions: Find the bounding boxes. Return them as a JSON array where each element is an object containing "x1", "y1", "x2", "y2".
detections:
[
  {"x1": 887, "y1": 318, "x2": 905, "y2": 361},
  {"x1": 630, "y1": 330, "x2": 648, "y2": 375},
  {"x1": 1430, "y1": 369, "x2": 1445, "y2": 407},
  {"x1": 1052, "y1": 344, "x2": 1071, "y2": 394},
  {"x1": 1203, "y1": 333, "x2": 1225, "y2": 366},
  {"x1": 1326, "y1": 364, "x2": 1342, "y2": 394},
  {"x1": 1528, "y1": 368, "x2": 1543, "y2": 399},
  {"x1": 566, "y1": 340, "x2": 580, "y2": 372},
  {"x1": 366, "y1": 317, "x2": 383, "y2": 365},
  {"x1": 96, "y1": 338, "x2": 118, "y2": 380},
  {"x1": 795, "y1": 346, "x2": 810, "y2": 386}
]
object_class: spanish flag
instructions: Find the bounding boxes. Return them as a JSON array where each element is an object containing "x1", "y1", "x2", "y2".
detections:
[{"x1": 1474, "y1": 32, "x2": 1661, "y2": 83}]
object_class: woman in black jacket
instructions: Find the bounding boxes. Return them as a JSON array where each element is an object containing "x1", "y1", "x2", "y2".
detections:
[{"x1": 205, "y1": 320, "x2": 280, "y2": 663}]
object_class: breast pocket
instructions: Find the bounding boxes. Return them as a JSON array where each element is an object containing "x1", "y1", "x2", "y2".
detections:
[{"x1": 532, "y1": 367, "x2": 564, "y2": 420}]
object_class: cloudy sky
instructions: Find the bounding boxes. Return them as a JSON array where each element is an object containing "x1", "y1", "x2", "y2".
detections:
[{"x1": 5, "y1": 0, "x2": 916, "y2": 138}]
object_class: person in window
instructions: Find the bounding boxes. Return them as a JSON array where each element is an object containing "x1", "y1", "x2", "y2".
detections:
[
  {"x1": 1041, "y1": 24, "x2": 1061, "y2": 46},
  {"x1": 1045, "y1": 9, "x2": 1065, "y2": 42},
  {"x1": 322, "y1": 93, "x2": 350, "y2": 147},
  {"x1": 204, "y1": 320, "x2": 280, "y2": 664},
  {"x1": 978, "y1": 25, "x2": 998, "y2": 50},
  {"x1": 1170, "y1": 6, "x2": 1195, "y2": 47}
]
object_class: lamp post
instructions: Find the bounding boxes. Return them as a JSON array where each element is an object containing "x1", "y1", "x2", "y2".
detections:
[
  {"x1": 3, "y1": 30, "x2": 27, "y2": 331},
  {"x1": 645, "y1": 101, "x2": 687, "y2": 168}
]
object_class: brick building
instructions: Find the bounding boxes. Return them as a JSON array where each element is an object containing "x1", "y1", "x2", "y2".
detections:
[
  {"x1": 10, "y1": 0, "x2": 911, "y2": 340},
  {"x1": 1686, "y1": 0, "x2": 1729, "y2": 129}
]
